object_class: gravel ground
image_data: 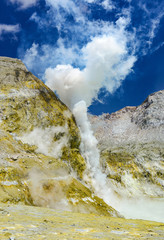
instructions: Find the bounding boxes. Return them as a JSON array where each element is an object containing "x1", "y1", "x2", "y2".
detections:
[{"x1": 0, "y1": 203, "x2": 164, "y2": 240}]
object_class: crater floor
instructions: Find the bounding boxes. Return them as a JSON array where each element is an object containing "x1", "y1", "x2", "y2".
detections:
[{"x1": 0, "y1": 203, "x2": 164, "y2": 240}]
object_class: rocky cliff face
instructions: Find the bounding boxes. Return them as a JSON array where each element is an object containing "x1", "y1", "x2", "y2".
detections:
[
  {"x1": 90, "y1": 90, "x2": 164, "y2": 220},
  {"x1": 90, "y1": 90, "x2": 164, "y2": 147},
  {"x1": 0, "y1": 57, "x2": 119, "y2": 217}
]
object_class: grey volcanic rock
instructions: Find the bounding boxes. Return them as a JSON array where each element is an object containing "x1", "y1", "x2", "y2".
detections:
[
  {"x1": 90, "y1": 90, "x2": 164, "y2": 148},
  {"x1": 90, "y1": 90, "x2": 164, "y2": 201},
  {"x1": 0, "y1": 56, "x2": 28, "y2": 71},
  {"x1": 132, "y1": 90, "x2": 164, "y2": 129}
]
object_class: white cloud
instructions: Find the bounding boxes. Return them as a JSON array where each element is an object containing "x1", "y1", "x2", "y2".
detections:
[
  {"x1": 37, "y1": 0, "x2": 117, "y2": 38},
  {"x1": 8, "y1": 0, "x2": 38, "y2": 9},
  {"x1": 148, "y1": 13, "x2": 164, "y2": 41},
  {"x1": 23, "y1": 0, "x2": 135, "y2": 76},
  {"x1": 0, "y1": 24, "x2": 20, "y2": 38},
  {"x1": 23, "y1": 43, "x2": 39, "y2": 69},
  {"x1": 101, "y1": 0, "x2": 115, "y2": 10},
  {"x1": 22, "y1": 39, "x2": 81, "y2": 77},
  {"x1": 84, "y1": 0, "x2": 115, "y2": 10},
  {"x1": 137, "y1": 0, "x2": 164, "y2": 51},
  {"x1": 84, "y1": 0, "x2": 95, "y2": 3},
  {"x1": 45, "y1": 0, "x2": 85, "y2": 25}
]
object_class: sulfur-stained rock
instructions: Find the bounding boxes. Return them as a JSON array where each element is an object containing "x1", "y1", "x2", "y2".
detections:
[
  {"x1": 89, "y1": 91, "x2": 164, "y2": 221},
  {"x1": 0, "y1": 203, "x2": 163, "y2": 239},
  {"x1": 0, "y1": 56, "x2": 119, "y2": 217},
  {"x1": 0, "y1": 57, "x2": 84, "y2": 175},
  {"x1": 90, "y1": 91, "x2": 164, "y2": 199},
  {"x1": 26, "y1": 176, "x2": 119, "y2": 217}
]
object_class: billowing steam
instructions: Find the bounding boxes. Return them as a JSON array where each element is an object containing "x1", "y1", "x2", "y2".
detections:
[
  {"x1": 45, "y1": 27, "x2": 136, "y2": 205},
  {"x1": 19, "y1": 125, "x2": 69, "y2": 158},
  {"x1": 45, "y1": 31, "x2": 136, "y2": 109}
]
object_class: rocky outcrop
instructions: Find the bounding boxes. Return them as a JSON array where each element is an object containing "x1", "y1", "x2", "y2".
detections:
[
  {"x1": 90, "y1": 90, "x2": 164, "y2": 201},
  {"x1": 0, "y1": 57, "x2": 119, "y2": 217},
  {"x1": 90, "y1": 90, "x2": 164, "y2": 147}
]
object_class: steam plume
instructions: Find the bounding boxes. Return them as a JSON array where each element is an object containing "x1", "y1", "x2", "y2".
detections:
[
  {"x1": 45, "y1": 27, "x2": 136, "y2": 204},
  {"x1": 45, "y1": 31, "x2": 136, "y2": 109},
  {"x1": 73, "y1": 101, "x2": 111, "y2": 203}
]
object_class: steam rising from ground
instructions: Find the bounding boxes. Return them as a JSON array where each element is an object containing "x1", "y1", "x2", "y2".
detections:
[
  {"x1": 113, "y1": 195, "x2": 164, "y2": 223},
  {"x1": 19, "y1": 126, "x2": 69, "y2": 158},
  {"x1": 45, "y1": 25, "x2": 136, "y2": 207},
  {"x1": 36, "y1": 5, "x2": 136, "y2": 208},
  {"x1": 44, "y1": 19, "x2": 164, "y2": 222},
  {"x1": 73, "y1": 101, "x2": 111, "y2": 204},
  {"x1": 28, "y1": 169, "x2": 70, "y2": 210}
]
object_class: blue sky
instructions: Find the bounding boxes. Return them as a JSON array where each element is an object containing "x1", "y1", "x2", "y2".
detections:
[{"x1": 0, "y1": 0, "x2": 164, "y2": 114}]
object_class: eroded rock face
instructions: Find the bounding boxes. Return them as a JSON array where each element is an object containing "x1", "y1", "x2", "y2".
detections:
[
  {"x1": 90, "y1": 90, "x2": 164, "y2": 200},
  {"x1": 0, "y1": 57, "x2": 119, "y2": 217}
]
